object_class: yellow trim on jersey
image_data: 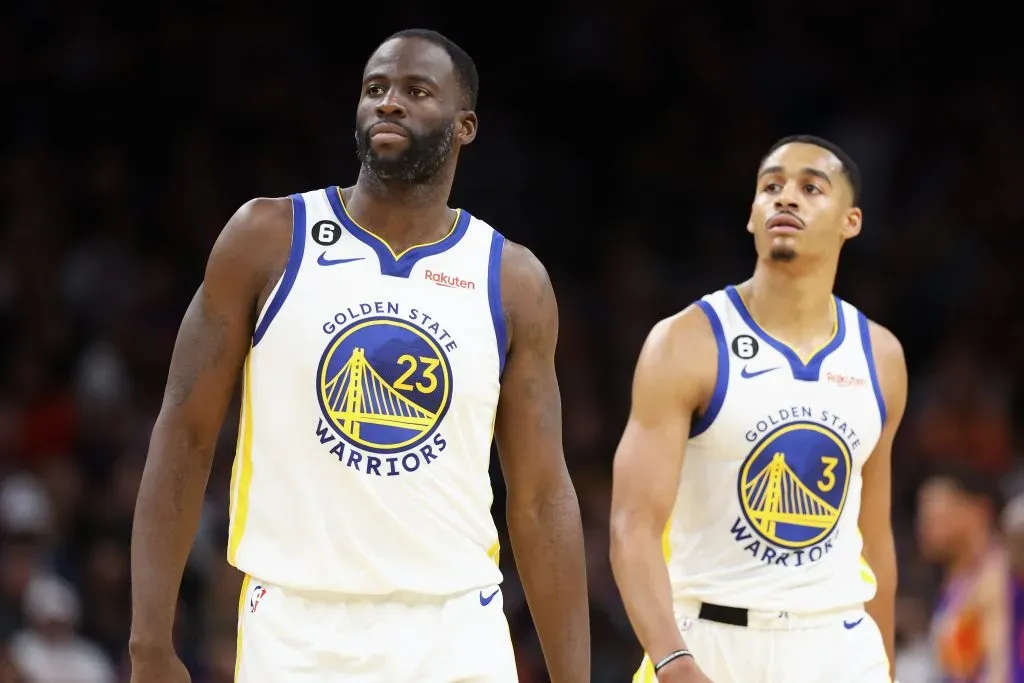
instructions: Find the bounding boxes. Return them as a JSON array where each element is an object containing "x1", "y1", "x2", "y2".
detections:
[
  {"x1": 335, "y1": 187, "x2": 462, "y2": 260},
  {"x1": 487, "y1": 540, "x2": 501, "y2": 566},
  {"x1": 633, "y1": 654, "x2": 656, "y2": 683},
  {"x1": 856, "y1": 529, "x2": 879, "y2": 585},
  {"x1": 734, "y1": 289, "x2": 839, "y2": 364},
  {"x1": 228, "y1": 355, "x2": 255, "y2": 565},
  {"x1": 662, "y1": 519, "x2": 673, "y2": 562},
  {"x1": 235, "y1": 574, "x2": 252, "y2": 682}
]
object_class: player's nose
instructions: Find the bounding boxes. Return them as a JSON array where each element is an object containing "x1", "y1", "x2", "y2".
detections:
[
  {"x1": 375, "y1": 90, "x2": 407, "y2": 118},
  {"x1": 773, "y1": 188, "x2": 800, "y2": 211}
]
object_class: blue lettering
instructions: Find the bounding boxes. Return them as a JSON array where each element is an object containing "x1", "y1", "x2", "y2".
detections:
[
  {"x1": 346, "y1": 450, "x2": 363, "y2": 471},
  {"x1": 360, "y1": 303, "x2": 373, "y2": 315},
  {"x1": 329, "y1": 441, "x2": 345, "y2": 459},
  {"x1": 366, "y1": 456, "x2": 382, "y2": 476},
  {"x1": 730, "y1": 518, "x2": 753, "y2": 542},
  {"x1": 433, "y1": 433, "x2": 447, "y2": 451},
  {"x1": 420, "y1": 444, "x2": 438, "y2": 463},
  {"x1": 809, "y1": 546, "x2": 823, "y2": 562},
  {"x1": 743, "y1": 540, "x2": 761, "y2": 558},
  {"x1": 386, "y1": 457, "x2": 400, "y2": 476},
  {"x1": 402, "y1": 454, "x2": 420, "y2": 472},
  {"x1": 315, "y1": 419, "x2": 336, "y2": 444}
]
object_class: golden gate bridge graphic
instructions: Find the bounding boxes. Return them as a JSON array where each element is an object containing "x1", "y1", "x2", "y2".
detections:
[
  {"x1": 743, "y1": 452, "x2": 839, "y2": 541},
  {"x1": 322, "y1": 348, "x2": 436, "y2": 442}
]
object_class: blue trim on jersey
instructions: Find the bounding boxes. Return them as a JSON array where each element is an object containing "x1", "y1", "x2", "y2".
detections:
[
  {"x1": 326, "y1": 186, "x2": 472, "y2": 278},
  {"x1": 487, "y1": 230, "x2": 508, "y2": 376},
  {"x1": 252, "y1": 193, "x2": 306, "y2": 347},
  {"x1": 857, "y1": 311, "x2": 887, "y2": 425},
  {"x1": 725, "y1": 285, "x2": 846, "y2": 382},
  {"x1": 690, "y1": 300, "x2": 729, "y2": 438}
]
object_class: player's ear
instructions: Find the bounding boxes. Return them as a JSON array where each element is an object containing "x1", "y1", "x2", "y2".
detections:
[
  {"x1": 841, "y1": 207, "x2": 862, "y2": 240},
  {"x1": 457, "y1": 111, "x2": 477, "y2": 146}
]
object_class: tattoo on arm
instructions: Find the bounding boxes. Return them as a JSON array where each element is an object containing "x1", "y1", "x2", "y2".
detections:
[{"x1": 166, "y1": 291, "x2": 232, "y2": 407}]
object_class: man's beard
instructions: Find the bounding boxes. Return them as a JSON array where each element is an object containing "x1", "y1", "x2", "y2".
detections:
[
  {"x1": 356, "y1": 121, "x2": 455, "y2": 184},
  {"x1": 769, "y1": 245, "x2": 797, "y2": 262}
]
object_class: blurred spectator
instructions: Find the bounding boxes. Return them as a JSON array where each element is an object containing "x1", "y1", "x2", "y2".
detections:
[{"x1": 7, "y1": 574, "x2": 115, "y2": 683}]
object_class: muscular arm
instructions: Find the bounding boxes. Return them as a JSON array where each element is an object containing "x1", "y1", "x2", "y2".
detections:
[
  {"x1": 859, "y1": 322, "x2": 908, "y2": 682},
  {"x1": 609, "y1": 306, "x2": 716, "y2": 673},
  {"x1": 129, "y1": 198, "x2": 292, "y2": 656},
  {"x1": 493, "y1": 242, "x2": 589, "y2": 683}
]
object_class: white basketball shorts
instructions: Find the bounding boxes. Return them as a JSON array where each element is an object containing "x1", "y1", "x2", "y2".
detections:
[
  {"x1": 235, "y1": 575, "x2": 519, "y2": 683},
  {"x1": 633, "y1": 601, "x2": 890, "y2": 683}
]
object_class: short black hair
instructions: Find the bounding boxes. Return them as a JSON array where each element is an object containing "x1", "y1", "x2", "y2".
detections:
[
  {"x1": 925, "y1": 462, "x2": 1005, "y2": 517},
  {"x1": 383, "y1": 29, "x2": 479, "y2": 109},
  {"x1": 763, "y1": 134, "x2": 862, "y2": 205}
]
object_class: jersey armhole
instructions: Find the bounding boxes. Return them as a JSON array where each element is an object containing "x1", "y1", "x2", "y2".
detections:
[
  {"x1": 486, "y1": 230, "x2": 508, "y2": 377},
  {"x1": 252, "y1": 193, "x2": 306, "y2": 347},
  {"x1": 856, "y1": 311, "x2": 887, "y2": 425},
  {"x1": 689, "y1": 300, "x2": 729, "y2": 438}
]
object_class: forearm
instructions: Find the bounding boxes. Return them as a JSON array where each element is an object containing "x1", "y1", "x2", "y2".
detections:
[
  {"x1": 129, "y1": 417, "x2": 216, "y2": 652},
  {"x1": 610, "y1": 524, "x2": 687, "y2": 663},
  {"x1": 864, "y1": 545, "x2": 897, "y2": 680},
  {"x1": 507, "y1": 486, "x2": 590, "y2": 683}
]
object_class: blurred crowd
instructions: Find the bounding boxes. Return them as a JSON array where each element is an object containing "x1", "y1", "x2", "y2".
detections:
[{"x1": 3, "y1": 2, "x2": 1024, "y2": 682}]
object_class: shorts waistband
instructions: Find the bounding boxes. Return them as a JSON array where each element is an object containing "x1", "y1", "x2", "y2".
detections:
[{"x1": 675, "y1": 599, "x2": 866, "y2": 630}]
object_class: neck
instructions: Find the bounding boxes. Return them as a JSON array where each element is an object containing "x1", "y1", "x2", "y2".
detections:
[
  {"x1": 344, "y1": 165, "x2": 456, "y2": 248},
  {"x1": 742, "y1": 257, "x2": 838, "y2": 336},
  {"x1": 947, "y1": 529, "x2": 993, "y2": 579}
]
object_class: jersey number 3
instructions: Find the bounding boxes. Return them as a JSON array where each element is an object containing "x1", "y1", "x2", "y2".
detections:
[{"x1": 817, "y1": 456, "x2": 839, "y2": 492}]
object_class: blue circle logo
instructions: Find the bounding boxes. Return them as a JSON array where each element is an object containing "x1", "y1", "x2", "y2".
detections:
[
  {"x1": 316, "y1": 316, "x2": 452, "y2": 454},
  {"x1": 737, "y1": 421, "x2": 851, "y2": 549}
]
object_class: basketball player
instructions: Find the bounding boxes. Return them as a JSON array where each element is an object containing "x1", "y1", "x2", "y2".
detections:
[
  {"x1": 128, "y1": 29, "x2": 589, "y2": 683},
  {"x1": 917, "y1": 465, "x2": 1011, "y2": 682},
  {"x1": 609, "y1": 135, "x2": 907, "y2": 683}
]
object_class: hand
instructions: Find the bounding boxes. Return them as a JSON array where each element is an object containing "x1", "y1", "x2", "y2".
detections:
[
  {"x1": 130, "y1": 647, "x2": 192, "y2": 683},
  {"x1": 655, "y1": 655, "x2": 714, "y2": 683}
]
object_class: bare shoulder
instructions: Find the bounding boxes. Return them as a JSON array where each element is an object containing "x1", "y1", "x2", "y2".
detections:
[
  {"x1": 641, "y1": 304, "x2": 717, "y2": 374},
  {"x1": 499, "y1": 239, "x2": 556, "y2": 351},
  {"x1": 211, "y1": 197, "x2": 293, "y2": 270},
  {"x1": 633, "y1": 303, "x2": 718, "y2": 408},
  {"x1": 865, "y1": 318, "x2": 908, "y2": 421},
  {"x1": 207, "y1": 196, "x2": 295, "y2": 305}
]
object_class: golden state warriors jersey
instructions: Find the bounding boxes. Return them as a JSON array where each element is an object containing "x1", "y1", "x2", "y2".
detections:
[
  {"x1": 665, "y1": 286, "x2": 886, "y2": 613},
  {"x1": 226, "y1": 187, "x2": 506, "y2": 596}
]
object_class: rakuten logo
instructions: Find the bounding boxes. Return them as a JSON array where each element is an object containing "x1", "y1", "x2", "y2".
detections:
[{"x1": 424, "y1": 270, "x2": 475, "y2": 290}]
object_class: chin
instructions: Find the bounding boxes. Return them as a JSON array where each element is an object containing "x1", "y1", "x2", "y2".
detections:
[{"x1": 768, "y1": 246, "x2": 798, "y2": 262}]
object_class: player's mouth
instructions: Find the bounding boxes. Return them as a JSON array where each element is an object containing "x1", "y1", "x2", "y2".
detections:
[
  {"x1": 766, "y1": 213, "x2": 805, "y2": 234},
  {"x1": 369, "y1": 122, "x2": 410, "y2": 143}
]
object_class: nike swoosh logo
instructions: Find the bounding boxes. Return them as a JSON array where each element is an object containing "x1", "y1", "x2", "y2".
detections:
[
  {"x1": 740, "y1": 366, "x2": 779, "y2": 379},
  {"x1": 843, "y1": 618, "x2": 864, "y2": 630},
  {"x1": 479, "y1": 589, "x2": 499, "y2": 606},
  {"x1": 317, "y1": 251, "x2": 364, "y2": 266}
]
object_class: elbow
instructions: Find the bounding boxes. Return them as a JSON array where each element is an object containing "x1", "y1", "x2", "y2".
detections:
[
  {"x1": 608, "y1": 508, "x2": 653, "y2": 575},
  {"x1": 506, "y1": 474, "x2": 581, "y2": 528}
]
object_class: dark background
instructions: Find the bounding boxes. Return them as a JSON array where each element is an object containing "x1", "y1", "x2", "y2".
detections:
[{"x1": 2, "y1": 3, "x2": 1022, "y2": 682}]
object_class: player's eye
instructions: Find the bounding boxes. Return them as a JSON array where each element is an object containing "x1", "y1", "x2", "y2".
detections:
[
  {"x1": 366, "y1": 84, "x2": 385, "y2": 97},
  {"x1": 409, "y1": 87, "x2": 429, "y2": 97},
  {"x1": 764, "y1": 182, "x2": 782, "y2": 193},
  {"x1": 804, "y1": 184, "x2": 822, "y2": 194}
]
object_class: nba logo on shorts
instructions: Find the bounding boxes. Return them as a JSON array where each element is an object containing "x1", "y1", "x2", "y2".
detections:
[{"x1": 249, "y1": 584, "x2": 267, "y2": 613}]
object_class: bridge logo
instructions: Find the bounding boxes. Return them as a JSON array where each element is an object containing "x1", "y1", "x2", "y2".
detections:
[
  {"x1": 316, "y1": 316, "x2": 452, "y2": 455},
  {"x1": 737, "y1": 421, "x2": 851, "y2": 549}
]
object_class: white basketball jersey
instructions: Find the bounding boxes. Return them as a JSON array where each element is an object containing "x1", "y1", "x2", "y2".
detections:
[
  {"x1": 665, "y1": 286, "x2": 887, "y2": 613},
  {"x1": 226, "y1": 187, "x2": 506, "y2": 596}
]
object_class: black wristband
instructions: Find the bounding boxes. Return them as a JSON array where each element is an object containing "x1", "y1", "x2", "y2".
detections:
[{"x1": 654, "y1": 649, "x2": 693, "y2": 673}]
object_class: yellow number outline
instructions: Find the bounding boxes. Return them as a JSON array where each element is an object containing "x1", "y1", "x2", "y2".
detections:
[
  {"x1": 392, "y1": 354, "x2": 440, "y2": 394},
  {"x1": 818, "y1": 456, "x2": 839, "y2": 492}
]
